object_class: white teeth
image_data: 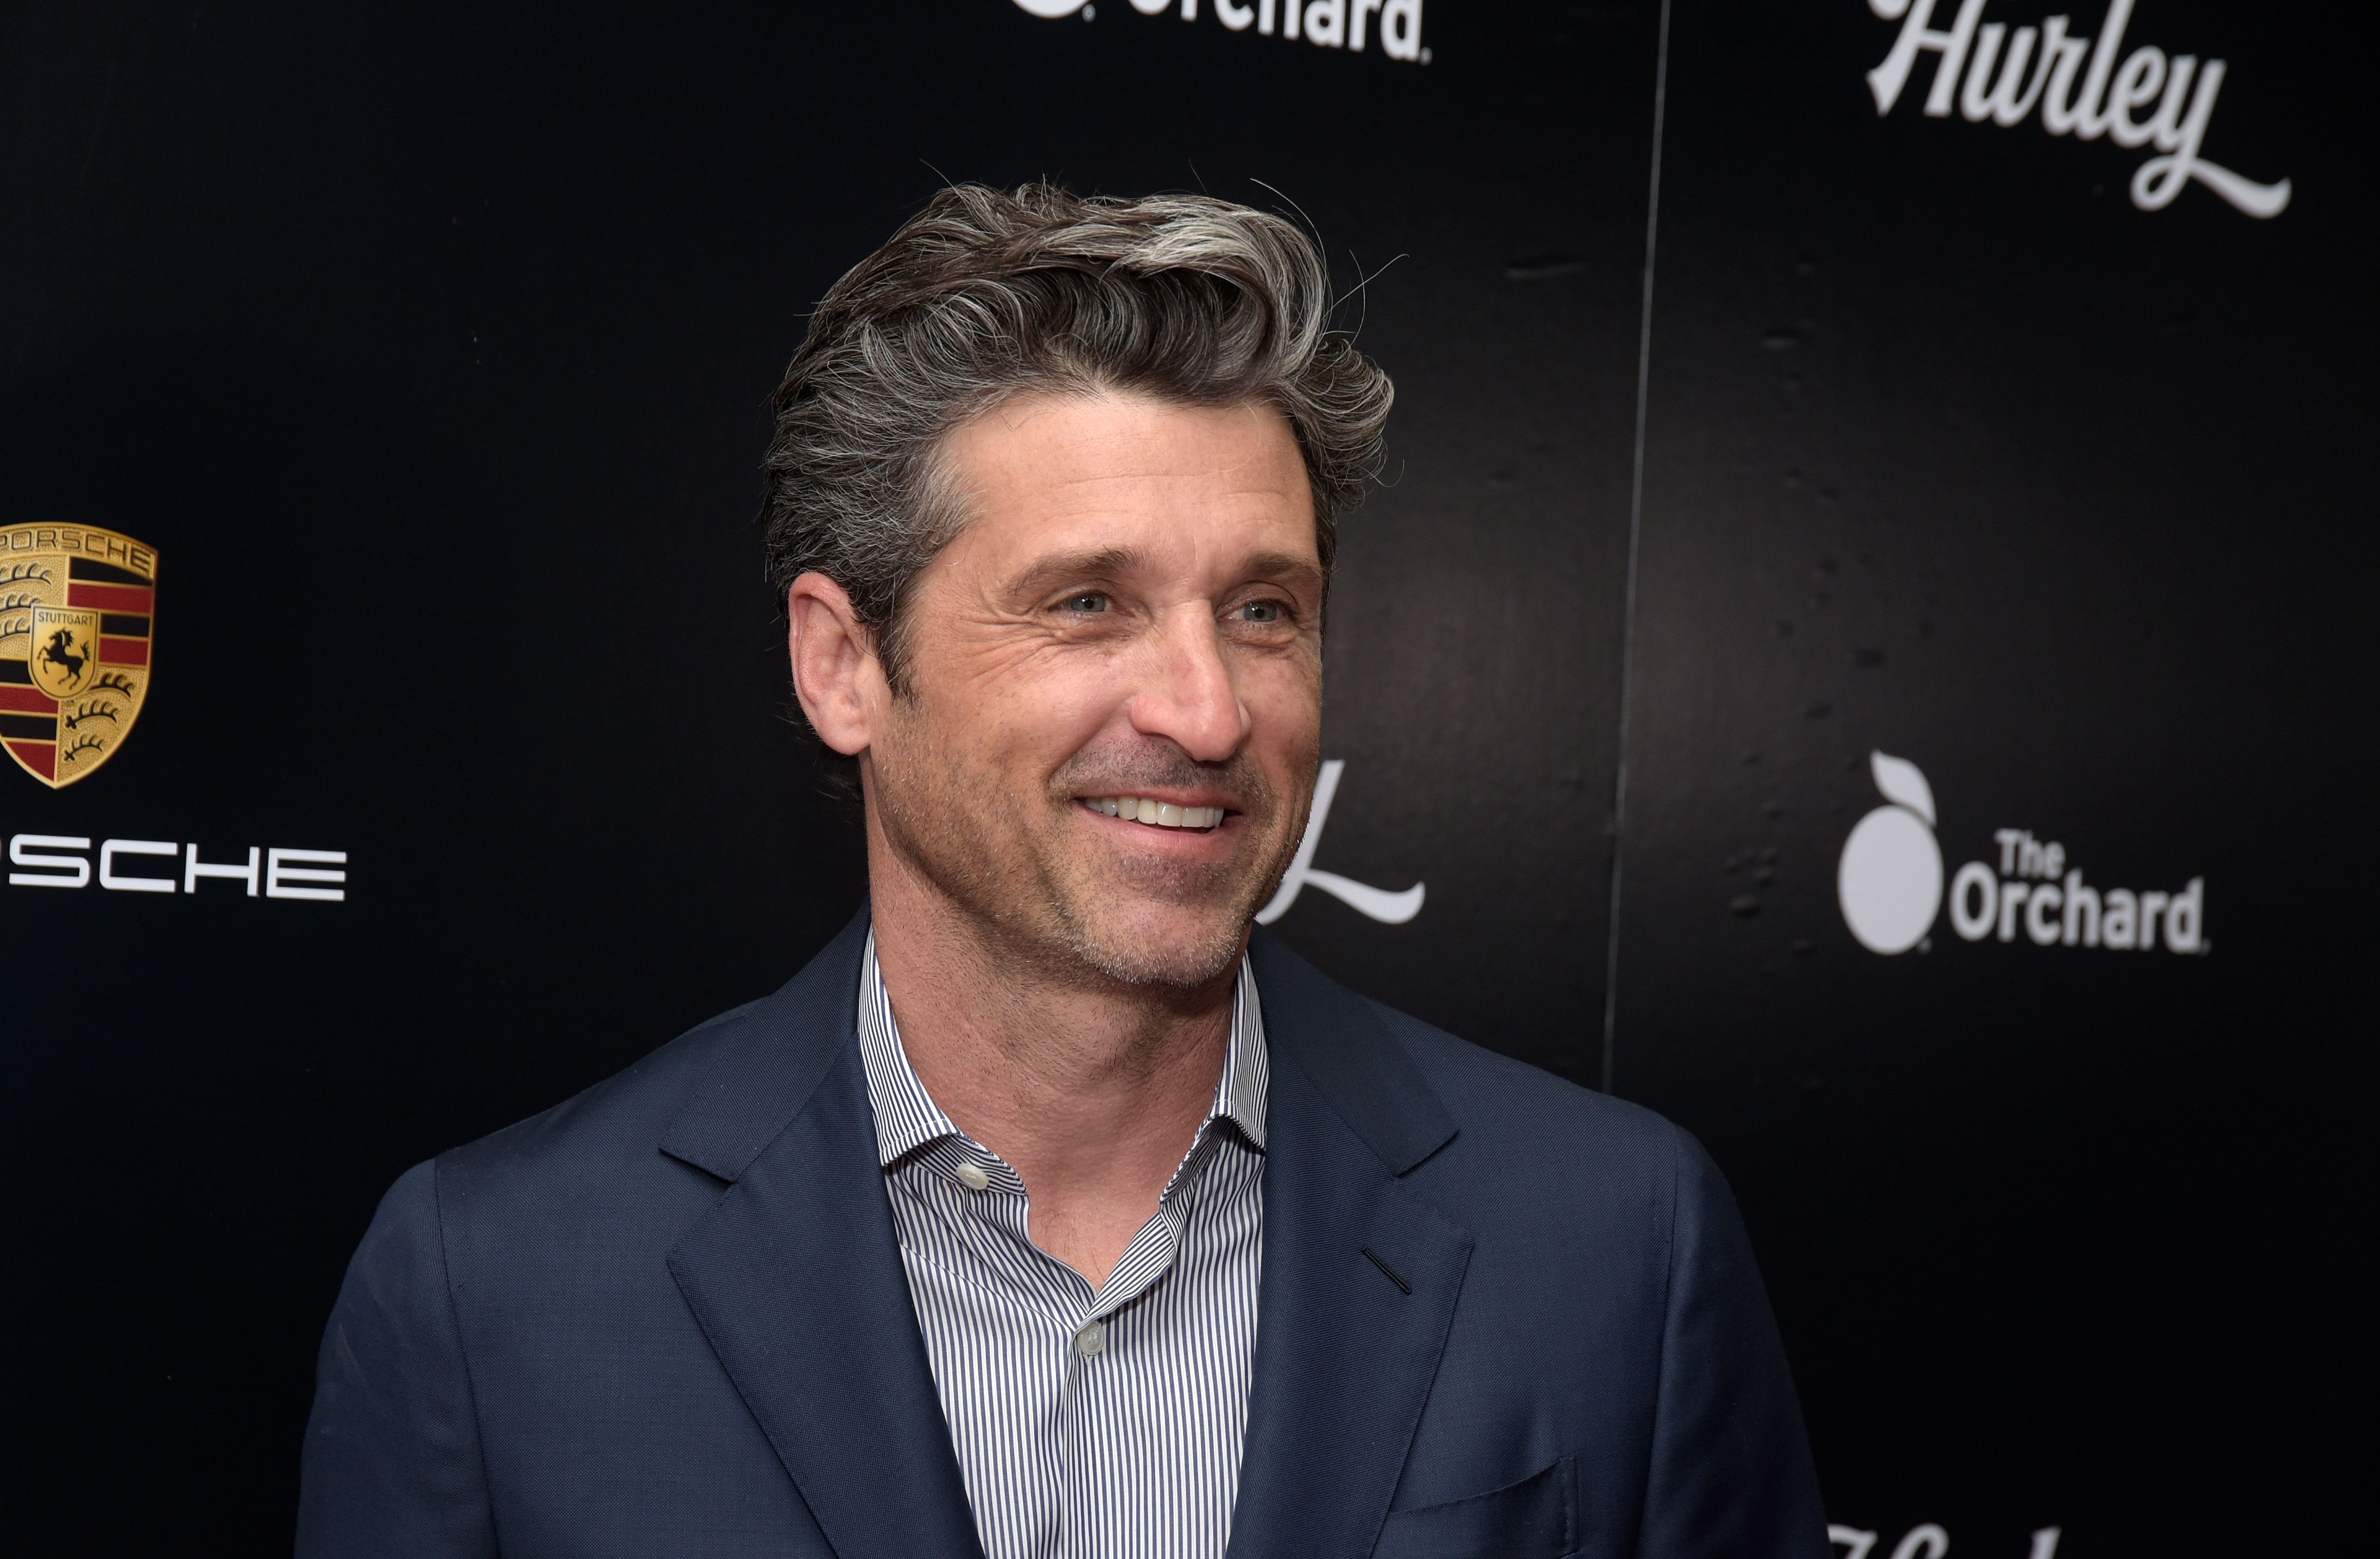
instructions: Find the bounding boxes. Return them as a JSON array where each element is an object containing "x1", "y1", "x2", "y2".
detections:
[{"x1": 1087, "y1": 797, "x2": 1224, "y2": 830}]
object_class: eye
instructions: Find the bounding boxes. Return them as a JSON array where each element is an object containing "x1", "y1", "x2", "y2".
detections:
[
  {"x1": 1235, "y1": 599, "x2": 1285, "y2": 624},
  {"x1": 1060, "y1": 592, "x2": 1110, "y2": 614}
]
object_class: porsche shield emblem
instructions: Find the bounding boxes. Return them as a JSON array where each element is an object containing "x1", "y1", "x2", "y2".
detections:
[{"x1": 1, "y1": 524, "x2": 157, "y2": 788}]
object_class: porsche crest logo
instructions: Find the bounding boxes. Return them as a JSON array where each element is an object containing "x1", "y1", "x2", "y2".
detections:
[{"x1": 1, "y1": 525, "x2": 157, "y2": 788}]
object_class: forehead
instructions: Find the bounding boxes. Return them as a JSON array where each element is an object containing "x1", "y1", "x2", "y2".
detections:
[{"x1": 936, "y1": 391, "x2": 1318, "y2": 569}]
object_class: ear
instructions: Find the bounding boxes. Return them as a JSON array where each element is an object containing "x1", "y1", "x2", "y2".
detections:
[{"x1": 787, "y1": 571, "x2": 884, "y2": 757}]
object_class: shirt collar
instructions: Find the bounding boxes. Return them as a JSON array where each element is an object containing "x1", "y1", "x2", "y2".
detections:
[{"x1": 854, "y1": 930, "x2": 1269, "y2": 1170}]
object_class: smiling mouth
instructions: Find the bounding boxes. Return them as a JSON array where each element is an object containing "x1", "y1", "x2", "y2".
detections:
[{"x1": 1084, "y1": 796, "x2": 1229, "y2": 832}]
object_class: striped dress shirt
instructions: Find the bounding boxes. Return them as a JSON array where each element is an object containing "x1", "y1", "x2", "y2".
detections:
[{"x1": 854, "y1": 933, "x2": 1269, "y2": 1559}]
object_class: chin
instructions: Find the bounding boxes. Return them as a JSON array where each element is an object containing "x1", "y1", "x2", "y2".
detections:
[{"x1": 1051, "y1": 903, "x2": 1250, "y2": 989}]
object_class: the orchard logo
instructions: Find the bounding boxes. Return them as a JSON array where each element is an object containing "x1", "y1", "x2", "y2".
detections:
[
  {"x1": 1863, "y1": 0, "x2": 2291, "y2": 217},
  {"x1": 1011, "y1": 0, "x2": 1427, "y2": 65},
  {"x1": 1838, "y1": 751, "x2": 1944, "y2": 954},
  {"x1": 1837, "y1": 749, "x2": 2207, "y2": 956}
]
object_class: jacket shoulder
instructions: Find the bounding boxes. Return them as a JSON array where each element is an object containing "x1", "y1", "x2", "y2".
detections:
[
  {"x1": 1364, "y1": 998, "x2": 1706, "y2": 1196},
  {"x1": 436, "y1": 992, "x2": 775, "y2": 1192},
  {"x1": 1372, "y1": 1001, "x2": 1687, "y2": 1143},
  {"x1": 434, "y1": 909, "x2": 872, "y2": 1206}
]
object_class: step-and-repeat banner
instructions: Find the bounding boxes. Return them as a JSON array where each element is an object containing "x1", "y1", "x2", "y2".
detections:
[{"x1": 1, "y1": 1, "x2": 2352, "y2": 1550}]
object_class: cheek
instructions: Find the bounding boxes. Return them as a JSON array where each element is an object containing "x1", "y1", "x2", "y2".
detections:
[
  {"x1": 1238, "y1": 648, "x2": 1323, "y2": 737},
  {"x1": 937, "y1": 648, "x2": 1131, "y2": 774}
]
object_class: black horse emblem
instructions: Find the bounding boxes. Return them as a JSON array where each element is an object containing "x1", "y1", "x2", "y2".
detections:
[{"x1": 37, "y1": 626, "x2": 88, "y2": 685}]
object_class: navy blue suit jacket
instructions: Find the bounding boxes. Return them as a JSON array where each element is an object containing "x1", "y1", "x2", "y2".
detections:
[{"x1": 299, "y1": 913, "x2": 1828, "y2": 1556}]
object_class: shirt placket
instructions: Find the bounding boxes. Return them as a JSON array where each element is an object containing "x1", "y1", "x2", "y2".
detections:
[
  {"x1": 1053, "y1": 1131, "x2": 1223, "y2": 1559},
  {"x1": 894, "y1": 1089, "x2": 1244, "y2": 1559},
  {"x1": 917, "y1": 1131, "x2": 1140, "y2": 1559}
]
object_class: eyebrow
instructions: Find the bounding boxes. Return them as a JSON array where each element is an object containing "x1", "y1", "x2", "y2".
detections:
[{"x1": 1004, "y1": 547, "x2": 1326, "y2": 602}]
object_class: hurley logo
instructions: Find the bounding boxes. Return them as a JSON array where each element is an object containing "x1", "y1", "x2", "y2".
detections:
[{"x1": 1862, "y1": 0, "x2": 2291, "y2": 217}]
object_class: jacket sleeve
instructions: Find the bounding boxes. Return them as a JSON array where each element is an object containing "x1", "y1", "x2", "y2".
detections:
[
  {"x1": 296, "y1": 1160, "x2": 499, "y2": 1558},
  {"x1": 1635, "y1": 1132, "x2": 1832, "y2": 1558}
]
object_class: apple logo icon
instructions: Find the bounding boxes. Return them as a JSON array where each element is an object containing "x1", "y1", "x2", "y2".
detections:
[{"x1": 1837, "y1": 750, "x2": 1943, "y2": 954}]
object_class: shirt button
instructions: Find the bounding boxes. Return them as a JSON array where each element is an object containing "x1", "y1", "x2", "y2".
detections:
[
  {"x1": 1074, "y1": 1321, "x2": 1106, "y2": 1358},
  {"x1": 954, "y1": 1161, "x2": 991, "y2": 1192}
]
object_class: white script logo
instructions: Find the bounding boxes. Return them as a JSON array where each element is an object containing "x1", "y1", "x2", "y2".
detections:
[
  {"x1": 1256, "y1": 759, "x2": 1425, "y2": 926},
  {"x1": 1011, "y1": 0, "x2": 1426, "y2": 65},
  {"x1": 1837, "y1": 750, "x2": 2207, "y2": 955},
  {"x1": 1863, "y1": 0, "x2": 2290, "y2": 217},
  {"x1": 1833, "y1": 1525, "x2": 2061, "y2": 1559}
]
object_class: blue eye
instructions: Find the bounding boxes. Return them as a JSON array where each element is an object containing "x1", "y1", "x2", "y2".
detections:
[
  {"x1": 1239, "y1": 600, "x2": 1282, "y2": 623},
  {"x1": 1063, "y1": 593, "x2": 1109, "y2": 613}
]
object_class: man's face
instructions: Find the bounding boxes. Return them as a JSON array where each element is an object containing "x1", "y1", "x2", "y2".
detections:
[{"x1": 863, "y1": 390, "x2": 1325, "y2": 988}]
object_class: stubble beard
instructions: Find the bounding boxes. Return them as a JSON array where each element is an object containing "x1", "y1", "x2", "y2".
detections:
[
  {"x1": 868, "y1": 708, "x2": 1309, "y2": 992},
  {"x1": 1043, "y1": 844, "x2": 1262, "y2": 990}
]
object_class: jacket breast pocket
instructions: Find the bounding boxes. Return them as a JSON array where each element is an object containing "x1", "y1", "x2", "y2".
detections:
[{"x1": 1371, "y1": 1454, "x2": 1578, "y2": 1559}]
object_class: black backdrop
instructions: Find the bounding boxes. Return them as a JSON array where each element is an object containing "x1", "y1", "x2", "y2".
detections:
[{"x1": 0, "y1": 1, "x2": 2360, "y2": 1551}]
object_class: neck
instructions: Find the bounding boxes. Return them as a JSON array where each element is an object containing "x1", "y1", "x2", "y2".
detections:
[{"x1": 864, "y1": 829, "x2": 1240, "y2": 1290}]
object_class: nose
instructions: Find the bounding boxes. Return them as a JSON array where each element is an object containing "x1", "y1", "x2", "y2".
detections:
[{"x1": 1124, "y1": 609, "x2": 1250, "y2": 764}]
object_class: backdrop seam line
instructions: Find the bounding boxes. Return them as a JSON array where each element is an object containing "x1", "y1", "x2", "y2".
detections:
[{"x1": 1601, "y1": 0, "x2": 1673, "y2": 1095}]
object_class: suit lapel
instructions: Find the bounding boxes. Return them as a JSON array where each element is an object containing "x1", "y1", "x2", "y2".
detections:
[
  {"x1": 1229, "y1": 936, "x2": 1475, "y2": 1559},
  {"x1": 653, "y1": 918, "x2": 1469, "y2": 1559},
  {"x1": 661, "y1": 911, "x2": 985, "y2": 1559}
]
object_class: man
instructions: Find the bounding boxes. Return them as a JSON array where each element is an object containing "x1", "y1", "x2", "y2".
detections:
[{"x1": 299, "y1": 185, "x2": 1828, "y2": 1557}]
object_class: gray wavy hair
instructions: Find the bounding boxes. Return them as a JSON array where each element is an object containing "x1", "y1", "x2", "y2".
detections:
[{"x1": 762, "y1": 183, "x2": 1394, "y2": 704}]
